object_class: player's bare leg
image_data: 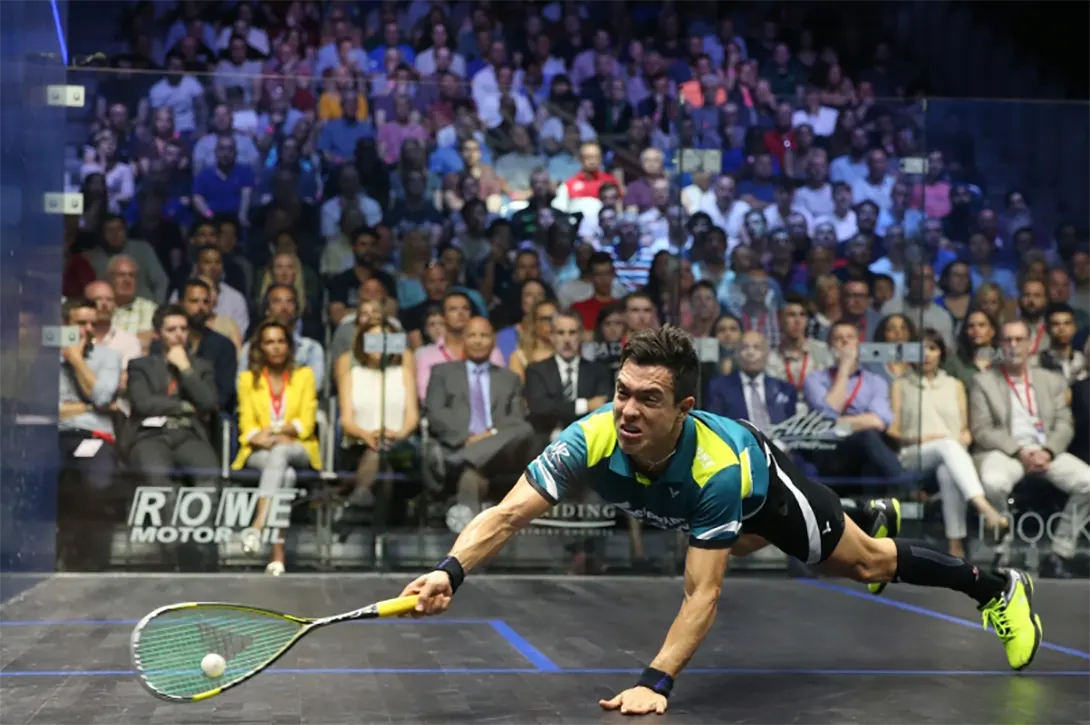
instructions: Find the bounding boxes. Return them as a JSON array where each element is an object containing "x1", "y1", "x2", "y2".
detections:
[{"x1": 813, "y1": 514, "x2": 897, "y2": 582}]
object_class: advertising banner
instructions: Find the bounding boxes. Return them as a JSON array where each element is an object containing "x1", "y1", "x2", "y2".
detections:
[{"x1": 127, "y1": 487, "x2": 302, "y2": 546}]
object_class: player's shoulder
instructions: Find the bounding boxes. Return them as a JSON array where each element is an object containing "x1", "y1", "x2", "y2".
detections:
[
  {"x1": 555, "y1": 404, "x2": 616, "y2": 465},
  {"x1": 686, "y1": 411, "x2": 760, "y2": 494}
]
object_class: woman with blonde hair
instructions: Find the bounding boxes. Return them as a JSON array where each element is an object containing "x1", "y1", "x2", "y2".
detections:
[
  {"x1": 508, "y1": 298, "x2": 558, "y2": 380},
  {"x1": 888, "y1": 328, "x2": 1007, "y2": 557},
  {"x1": 334, "y1": 299, "x2": 419, "y2": 517},
  {"x1": 971, "y1": 281, "x2": 1015, "y2": 325},
  {"x1": 234, "y1": 320, "x2": 320, "y2": 575},
  {"x1": 258, "y1": 252, "x2": 309, "y2": 319}
]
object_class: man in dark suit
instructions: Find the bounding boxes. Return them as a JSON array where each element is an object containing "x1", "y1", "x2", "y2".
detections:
[
  {"x1": 125, "y1": 304, "x2": 221, "y2": 489},
  {"x1": 425, "y1": 316, "x2": 535, "y2": 512},
  {"x1": 525, "y1": 311, "x2": 613, "y2": 448},
  {"x1": 525, "y1": 310, "x2": 614, "y2": 574},
  {"x1": 705, "y1": 331, "x2": 797, "y2": 432},
  {"x1": 151, "y1": 278, "x2": 237, "y2": 411}
]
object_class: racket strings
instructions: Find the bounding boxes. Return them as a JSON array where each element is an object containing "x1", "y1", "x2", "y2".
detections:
[{"x1": 134, "y1": 607, "x2": 303, "y2": 698}]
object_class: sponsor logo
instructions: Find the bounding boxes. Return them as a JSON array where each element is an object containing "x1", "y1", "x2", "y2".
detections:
[
  {"x1": 127, "y1": 486, "x2": 301, "y2": 545},
  {"x1": 620, "y1": 505, "x2": 689, "y2": 531},
  {"x1": 542, "y1": 441, "x2": 573, "y2": 469},
  {"x1": 694, "y1": 446, "x2": 715, "y2": 471},
  {"x1": 445, "y1": 502, "x2": 623, "y2": 536},
  {"x1": 975, "y1": 505, "x2": 1090, "y2": 548},
  {"x1": 764, "y1": 411, "x2": 842, "y2": 451}
]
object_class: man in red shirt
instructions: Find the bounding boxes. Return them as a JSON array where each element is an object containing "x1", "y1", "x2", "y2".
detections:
[
  {"x1": 572, "y1": 252, "x2": 618, "y2": 333},
  {"x1": 557, "y1": 142, "x2": 622, "y2": 207}
]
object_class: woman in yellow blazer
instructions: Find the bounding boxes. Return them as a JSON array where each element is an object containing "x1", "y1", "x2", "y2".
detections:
[{"x1": 234, "y1": 320, "x2": 320, "y2": 575}]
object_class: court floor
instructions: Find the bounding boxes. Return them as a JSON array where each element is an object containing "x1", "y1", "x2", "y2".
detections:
[{"x1": 1, "y1": 573, "x2": 1087, "y2": 724}]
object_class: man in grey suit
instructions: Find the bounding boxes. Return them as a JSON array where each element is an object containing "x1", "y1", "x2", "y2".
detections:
[
  {"x1": 125, "y1": 304, "x2": 221, "y2": 490},
  {"x1": 970, "y1": 319, "x2": 1090, "y2": 576},
  {"x1": 425, "y1": 316, "x2": 535, "y2": 512}
]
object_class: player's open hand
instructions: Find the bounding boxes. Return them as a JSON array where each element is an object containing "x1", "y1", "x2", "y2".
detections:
[
  {"x1": 599, "y1": 687, "x2": 668, "y2": 716},
  {"x1": 398, "y1": 571, "x2": 453, "y2": 618}
]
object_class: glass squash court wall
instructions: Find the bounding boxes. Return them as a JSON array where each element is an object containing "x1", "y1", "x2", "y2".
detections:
[
  {"x1": 0, "y1": 0, "x2": 71, "y2": 600},
  {"x1": 7, "y1": 54, "x2": 1088, "y2": 580}
]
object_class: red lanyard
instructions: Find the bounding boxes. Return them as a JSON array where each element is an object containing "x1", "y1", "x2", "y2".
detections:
[
  {"x1": 265, "y1": 370, "x2": 289, "y2": 420},
  {"x1": 784, "y1": 352, "x2": 809, "y2": 390},
  {"x1": 743, "y1": 312, "x2": 767, "y2": 332},
  {"x1": 1003, "y1": 370, "x2": 1034, "y2": 416},
  {"x1": 1030, "y1": 322, "x2": 1046, "y2": 355},
  {"x1": 857, "y1": 318, "x2": 867, "y2": 342},
  {"x1": 167, "y1": 377, "x2": 177, "y2": 396},
  {"x1": 832, "y1": 369, "x2": 865, "y2": 413}
]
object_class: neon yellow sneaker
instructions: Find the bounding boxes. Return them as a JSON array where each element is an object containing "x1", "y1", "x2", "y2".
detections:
[
  {"x1": 864, "y1": 498, "x2": 901, "y2": 595},
  {"x1": 980, "y1": 569, "x2": 1043, "y2": 671}
]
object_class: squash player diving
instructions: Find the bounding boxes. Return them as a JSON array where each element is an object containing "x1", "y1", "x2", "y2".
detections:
[{"x1": 399, "y1": 326, "x2": 1043, "y2": 716}]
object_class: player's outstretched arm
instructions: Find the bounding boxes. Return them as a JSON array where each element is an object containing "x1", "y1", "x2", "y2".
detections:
[
  {"x1": 446, "y1": 475, "x2": 552, "y2": 573},
  {"x1": 399, "y1": 475, "x2": 552, "y2": 616},
  {"x1": 600, "y1": 545, "x2": 730, "y2": 715}
]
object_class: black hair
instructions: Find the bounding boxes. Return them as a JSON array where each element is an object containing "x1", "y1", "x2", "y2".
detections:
[
  {"x1": 153, "y1": 303, "x2": 188, "y2": 332},
  {"x1": 62, "y1": 296, "x2": 96, "y2": 323},
  {"x1": 442, "y1": 290, "x2": 473, "y2": 311},
  {"x1": 587, "y1": 251, "x2": 614, "y2": 271},
  {"x1": 920, "y1": 327, "x2": 947, "y2": 364},
  {"x1": 1045, "y1": 302, "x2": 1076, "y2": 324},
  {"x1": 619, "y1": 325, "x2": 700, "y2": 403},
  {"x1": 182, "y1": 277, "x2": 212, "y2": 297}
]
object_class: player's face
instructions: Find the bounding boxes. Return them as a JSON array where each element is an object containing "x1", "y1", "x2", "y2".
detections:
[{"x1": 613, "y1": 362, "x2": 692, "y2": 456}]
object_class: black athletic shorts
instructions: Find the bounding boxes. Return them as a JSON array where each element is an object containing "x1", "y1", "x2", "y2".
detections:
[{"x1": 736, "y1": 420, "x2": 846, "y2": 564}]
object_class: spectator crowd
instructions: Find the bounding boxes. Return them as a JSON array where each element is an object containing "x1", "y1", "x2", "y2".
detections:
[{"x1": 56, "y1": 0, "x2": 1089, "y2": 577}]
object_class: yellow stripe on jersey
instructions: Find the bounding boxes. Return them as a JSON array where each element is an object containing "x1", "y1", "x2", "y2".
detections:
[
  {"x1": 691, "y1": 418, "x2": 740, "y2": 489},
  {"x1": 738, "y1": 447, "x2": 753, "y2": 499},
  {"x1": 579, "y1": 410, "x2": 617, "y2": 468}
]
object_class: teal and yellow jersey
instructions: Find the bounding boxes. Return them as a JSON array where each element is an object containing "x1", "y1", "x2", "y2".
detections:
[{"x1": 525, "y1": 405, "x2": 770, "y2": 549}]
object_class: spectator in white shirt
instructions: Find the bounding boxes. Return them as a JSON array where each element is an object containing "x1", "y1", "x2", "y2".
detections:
[
  {"x1": 84, "y1": 281, "x2": 142, "y2": 409},
  {"x1": 415, "y1": 22, "x2": 466, "y2": 77},
  {"x1": 476, "y1": 65, "x2": 534, "y2": 130},
  {"x1": 763, "y1": 178, "x2": 813, "y2": 234},
  {"x1": 792, "y1": 86, "x2": 839, "y2": 137},
  {"x1": 170, "y1": 245, "x2": 250, "y2": 337},
  {"x1": 80, "y1": 129, "x2": 134, "y2": 214},
  {"x1": 214, "y1": 6, "x2": 269, "y2": 57},
  {"x1": 829, "y1": 127, "x2": 871, "y2": 186},
  {"x1": 793, "y1": 150, "x2": 835, "y2": 220},
  {"x1": 148, "y1": 55, "x2": 205, "y2": 135},
  {"x1": 850, "y1": 148, "x2": 897, "y2": 214},
  {"x1": 213, "y1": 35, "x2": 263, "y2": 107},
  {"x1": 320, "y1": 165, "x2": 384, "y2": 240},
  {"x1": 698, "y1": 175, "x2": 751, "y2": 251},
  {"x1": 471, "y1": 40, "x2": 524, "y2": 112},
  {"x1": 816, "y1": 182, "x2": 860, "y2": 243}
]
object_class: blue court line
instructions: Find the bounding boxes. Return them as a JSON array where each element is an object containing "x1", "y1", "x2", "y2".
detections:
[
  {"x1": 804, "y1": 580, "x2": 1090, "y2": 662},
  {"x1": 488, "y1": 620, "x2": 561, "y2": 672},
  {"x1": 50, "y1": 0, "x2": 69, "y2": 65},
  {"x1": 0, "y1": 618, "x2": 490, "y2": 627},
  {"x1": 1, "y1": 667, "x2": 1086, "y2": 678}
]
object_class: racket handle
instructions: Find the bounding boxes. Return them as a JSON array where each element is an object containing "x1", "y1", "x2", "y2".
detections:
[{"x1": 374, "y1": 595, "x2": 419, "y2": 618}]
